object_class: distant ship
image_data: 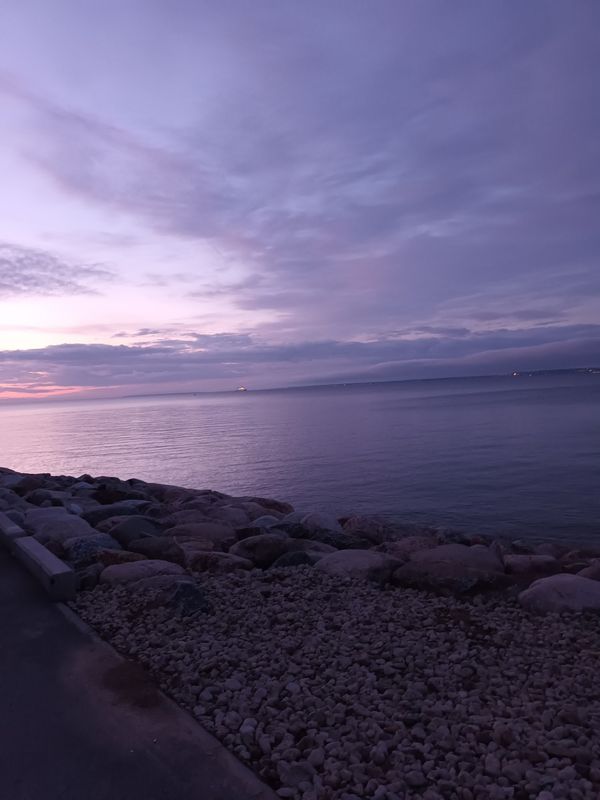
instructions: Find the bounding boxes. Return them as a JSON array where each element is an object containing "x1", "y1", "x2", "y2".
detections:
[{"x1": 237, "y1": 386, "x2": 248, "y2": 392}]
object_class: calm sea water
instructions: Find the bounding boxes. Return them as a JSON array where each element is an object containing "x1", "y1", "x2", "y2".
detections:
[{"x1": 1, "y1": 374, "x2": 599, "y2": 542}]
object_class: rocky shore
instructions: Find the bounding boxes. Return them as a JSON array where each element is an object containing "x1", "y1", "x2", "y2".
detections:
[{"x1": 2, "y1": 466, "x2": 600, "y2": 799}]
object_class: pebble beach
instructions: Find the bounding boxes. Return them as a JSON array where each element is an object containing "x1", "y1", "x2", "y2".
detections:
[{"x1": 2, "y1": 467, "x2": 600, "y2": 799}]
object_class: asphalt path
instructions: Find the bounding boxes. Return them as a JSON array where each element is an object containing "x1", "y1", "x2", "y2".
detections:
[{"x1": 0, "y1": 549, "x2": 276, "y2": 800}]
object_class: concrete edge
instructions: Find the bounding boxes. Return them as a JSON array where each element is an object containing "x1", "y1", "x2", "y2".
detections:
[
  {"x1": 0, "y1": 511, "x2": 27, "y2": 552},
  {"x1": 55, "y1": 602, "x2": 278, "y2": 800},
  {"x1": 12, "y1": 536, "x2": 78, "y2": 601}
]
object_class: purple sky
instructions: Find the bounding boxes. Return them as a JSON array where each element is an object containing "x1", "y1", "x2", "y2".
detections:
[{"x1": 0, "y1": 1, "x2": 599, "y2": 398}]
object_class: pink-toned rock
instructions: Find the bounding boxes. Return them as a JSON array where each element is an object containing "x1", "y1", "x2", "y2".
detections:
[
  {"x1": 504, "y1": 554, "x2": 559, "y2": 575},
  {"x1": 519, "y1": 573, "x2": 600, "y2": 613},
  {"x1": 186, "y1": 551, "x2": 253, "y2": 573},
  {"x1": 100, "y1": 559, "x2": 186, "y2": 585},
  {"x1": 315, "y1": 550, "x2": 401, "y2": 583}
]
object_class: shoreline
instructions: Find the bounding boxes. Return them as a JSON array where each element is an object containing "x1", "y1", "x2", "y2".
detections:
[{"x1": 2, "y1": 466, "x2": 600, "y2": 798}]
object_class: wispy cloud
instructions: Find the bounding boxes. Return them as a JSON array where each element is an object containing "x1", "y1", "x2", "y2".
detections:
[{"x1": 0, "y1": 241, "x2": 112, "y2": 297}]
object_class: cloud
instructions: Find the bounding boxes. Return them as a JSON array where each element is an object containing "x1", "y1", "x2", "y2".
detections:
[
  {"x1": 0, "y1": 241, "x2": 112, "y2": 297},
  {"x1": 1, "y1": 323, "x2": 598, "y2": 397}
]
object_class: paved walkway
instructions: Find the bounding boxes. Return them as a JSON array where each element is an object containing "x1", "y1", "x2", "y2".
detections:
[{"x1": 0, "y1": 549, "x2": 276, "y2": 800}]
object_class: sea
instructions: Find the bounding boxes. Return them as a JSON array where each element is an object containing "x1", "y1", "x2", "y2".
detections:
[{"x1": 1, "y1": 373, "x2": 599, "y2": 543}]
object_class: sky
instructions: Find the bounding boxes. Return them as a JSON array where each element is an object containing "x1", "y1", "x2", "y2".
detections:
[{"x1": 0, "y1": 1, "x2": 599, "y2": 399}]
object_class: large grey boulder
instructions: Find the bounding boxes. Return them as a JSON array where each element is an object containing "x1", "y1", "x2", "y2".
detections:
[
  {"x1": 518, "y1": 574, "x2": 600, "y2": 613},
  {"x1": 26, "y1": 508, "x2": 97, "y2": 545},
  {"x1": 100, "y1": 559, "x2": 186, "y2": 585},
  {"x1": 315, "y1": 550, "x2": 401, "y2": 583}
]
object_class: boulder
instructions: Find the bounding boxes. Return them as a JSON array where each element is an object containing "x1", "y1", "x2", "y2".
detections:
[
  {"x1": 238, "y1": 495, "x2": 293, "y2": 515},
  {"x1": 315, "y1": 550, "x2": 401, "y2": 583},
  {"x1": 342, "y1": 515, "x2": 403, "y2": 544},
  {"x1": 562, "y1": 547, "x2": 600, "y2": 562},
  {"x1": 376, "y1": 536, "x2": 438, "y2": 560},
  {"x1": 160, "y1": 509, "x2": 212, "y2": 527},
  {"x1": 503, "y1": 554, "x2": 559, "y2": 575},
  {"x1": 100, "y1": 559, "x2": 186, "y2": 585},
  {"x1": 271, "y1": 551, "x2": 323, "y2": 569},
  {"x1": 26, "y1": 508, "x2": 97, "y2": 545},
  {"x1": 410, "y1": 543, "x2": 504, "y2": 573},
  {"x1": 247, "y1": 515, "x2": 281, "y2": 529},
  {"x1": 577, "y1": 560, "x2": 600, "y2": 581},
  {"x1": 229, "y1": 532, "x2": 290, "y2": 568},
  {"x1": 83, "y1": 500, "x2": 152, "y2": 527},
  {"x1": 165, "y1": 521, "x2": 237, "y2": 551},
  {"x1": 102, "y1": 515, "x2": 163, "y2": 546},
  {"x1": 186, "y1": 551, "x2": 254, "y2": 573},
  {"x1": 96, "y1": 549, "x2": 148, "y2": 567},
  {"x1": 518, "y1": 574, "x2": 600, "y2": 613},
  {"x1": 63, "y1": 533, "x2": 121, "y2": 566},
  {"x1": 207, "y1": 505, "x2": 250, "y2": 528},
  {"x1": 76, "y1": 563, "x2": 103, "y2": 590},
  {"x1": 301, "y1": 511, "x2": 343, "y2": 534},
  {"x1": 130, "y1": 574, "x2": 195, "y2": 592},
  {"x1": 127, "y1": 537, "x2": 185, "y2": 565}
]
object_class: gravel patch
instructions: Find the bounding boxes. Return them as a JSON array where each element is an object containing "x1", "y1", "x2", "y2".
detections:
[{"x1": 72, "y1": 566, "x2": 600, "y2": 800}]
